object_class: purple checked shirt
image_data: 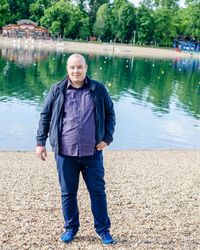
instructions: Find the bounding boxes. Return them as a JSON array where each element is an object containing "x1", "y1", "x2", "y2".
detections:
[{"x1": 59, "y1": 79, "x2": 96, "y2": 157}]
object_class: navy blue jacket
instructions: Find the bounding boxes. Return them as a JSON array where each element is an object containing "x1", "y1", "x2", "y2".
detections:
[{"x1": 36, "y1": 76, "x2": 116, "y2": 154}]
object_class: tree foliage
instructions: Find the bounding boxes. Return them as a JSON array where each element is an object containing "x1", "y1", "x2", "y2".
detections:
[
  {"x1": 182, "y1": 0, "x2": 200, "y2": 38},
  {"x1": 93, "y1": 3, "x2": 112, "y2": 41},
  {"x1": 154, "y1": 0, "x2": 179, "y2": 8},
  {"x1": 8, "y1": 0, "x2": 35, "y2": 22},
  {"x1": 0, "y1": 0, "x2": 10, "y2": 27},
  {"x1": 0, "y1": 0, "x2": 199, "y2": 46},
  {"x1": 154, "y1": 7, "x2": 177, "y2": 46},
  {"x1": 29, "y1": 0, "x2": 52, "y2": 24},
  {"x1": 136, "y1": 4, "x2": 155, "y2": 45},
  {"x1": 86, "y1": 0, "x2": 109, "y2": 32},
  {"x1": 111, "y1": 0, "x2": 136, "y2": 43},
  {"x1": 40, "y1": 0, "x2": 89, "y2": 39}
]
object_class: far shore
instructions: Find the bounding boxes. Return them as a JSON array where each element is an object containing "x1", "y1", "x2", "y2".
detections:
[{"x1": 0, "y1": 36, "x2": 199, "y2": 59}]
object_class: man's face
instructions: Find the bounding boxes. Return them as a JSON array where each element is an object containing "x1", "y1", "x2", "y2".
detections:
[{"x1": 67, "y1": 56, "x2": 88, "y2": 86}]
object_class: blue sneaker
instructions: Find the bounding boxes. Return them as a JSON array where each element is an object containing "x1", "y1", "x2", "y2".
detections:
[
  {"x1": 59, "y1": 229, "x2": 78, "y2": 243},
  {"x1": 98, "y1": 231, "x2": 116, "y2": 245}
]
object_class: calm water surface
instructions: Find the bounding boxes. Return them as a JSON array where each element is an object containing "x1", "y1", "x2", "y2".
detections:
[{"x1": 0, "y1": 47, "x2": 200, "y2": 150}]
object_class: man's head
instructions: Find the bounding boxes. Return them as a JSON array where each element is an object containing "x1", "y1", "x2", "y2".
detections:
[{"x1": 67, "y1": 54, "x2": 88, "y2": 86}]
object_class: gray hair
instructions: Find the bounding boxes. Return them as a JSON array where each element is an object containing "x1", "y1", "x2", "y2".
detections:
[{"x1": 67, "y1": 53, "x2": 87, "y2": 66}]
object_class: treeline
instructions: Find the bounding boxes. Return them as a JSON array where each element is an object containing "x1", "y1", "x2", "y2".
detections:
[{"x1": 0, "y1": 0, "x2": 199, "y2": 46}]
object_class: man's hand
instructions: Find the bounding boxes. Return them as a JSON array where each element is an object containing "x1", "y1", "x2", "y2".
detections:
[
  {"x1": 96, "y1": 141, "x2": 108, "y2": 151},
  {"x1": 36, "y1": 146, "x2": 47, "y2": 161}
]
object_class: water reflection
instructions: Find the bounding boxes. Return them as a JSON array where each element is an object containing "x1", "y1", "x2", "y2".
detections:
[
  {"x1": 0, "y1": 50, "x2": 199, "y2": 116},
  {"x1": 88, "y1": 56, "x2": 200, "y2": 118},
  {"x1": 0, "y1": 49, "x2": 200, "y2": 149},
  {"x1": 0, "y1": 51, "x2": 67, "y2": 103},
  {"x1": 0, "y1": 47, "x2": 48, "y2": 66},
  {"x1": 172, "y1": 57, "x2": 200, "y2": 72}
]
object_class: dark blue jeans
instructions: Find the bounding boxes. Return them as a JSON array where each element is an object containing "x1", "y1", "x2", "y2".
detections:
[{"x1": 55, "y1": 150, "x2": 111, "y2": 234}]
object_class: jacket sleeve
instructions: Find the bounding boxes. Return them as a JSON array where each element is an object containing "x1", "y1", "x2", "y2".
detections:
[
  {"x1": 102, "y1": 85, "x2": 116, "y2": 144},
  {"x1": 36, "y1": 85, "x2": 55, "y2": 146}
]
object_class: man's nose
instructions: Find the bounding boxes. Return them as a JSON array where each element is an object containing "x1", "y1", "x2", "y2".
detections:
[{"x1": 74, "y1": 67, "x2": 79, "y2": 72}]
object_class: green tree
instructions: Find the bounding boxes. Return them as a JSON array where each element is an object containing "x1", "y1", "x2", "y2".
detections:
[
  {"x1": 111, "y1": 0, "x2": 136, "y2": 43},
  {"x1": 74, "y1": 0, "x2": 109, "y2": 33},
  {"x1": 29, "y1": 0, "x2": 52, "y2": 25},
  {"x1": 180, "y1": 0, "x2": 200, "y2": 39},
  {"x1": 153, "y1": 7, "x2": 177, "y2": 46},
  {"x1": 93, "y1": 3, "x2": 112, "y2": 41},
  {"x1": 8, "y1": 0, "x2": 34, "y2": 22},
  {"x1": 153, "y1": 0, "x2": 179, "y2": 8},
  {"x1": 139, "y1": 0, "x2": 154, "y2": 8},
  {"x1": 136, "y1": 4, "x2": 155, "y2": 45},
  {"x1": 74, "y1": 0, "x2": 87, "y2": 11},
  {"x1": 86, "y1": 0, "x2": 109, "y2": 33},
  {"x1": 78, "y1": 16, "x2": 90, "y2": 40},
  {"x1": 0, "y1": 0, "x2": 10, "y2": 26},
  {"x1": 41, "y1": 0, "x2": 89, "y2": 39}
]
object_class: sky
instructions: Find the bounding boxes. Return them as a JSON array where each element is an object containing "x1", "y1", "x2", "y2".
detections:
[{"x1": 128, "y1": 0, "x2": 185, "y2": 7}]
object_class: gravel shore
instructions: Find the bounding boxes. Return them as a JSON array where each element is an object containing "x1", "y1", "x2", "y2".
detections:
[
  {"x1": 0, "y1": 37, "x2": 199, "y2": 59},
  {"x1": 0, "y1": 150, "x2": 200, "y2": 249}
]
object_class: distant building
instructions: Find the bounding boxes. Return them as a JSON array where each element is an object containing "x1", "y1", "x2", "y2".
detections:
[
  {"x1": 2, "y1": 19, "x2": 50, "y2": 39},
  {"x1": 173, "y1": 36, "x2": 200, "y2": 52}
]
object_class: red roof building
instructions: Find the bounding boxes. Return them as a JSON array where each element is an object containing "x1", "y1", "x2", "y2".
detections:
[{"x1": 2, "y1": 19, "x2": 50, "y2": 39}]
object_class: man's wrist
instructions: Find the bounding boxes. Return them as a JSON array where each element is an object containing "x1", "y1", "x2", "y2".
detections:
[{"x1": 102, "y1": 139, "x2": 110, "y2": 145}]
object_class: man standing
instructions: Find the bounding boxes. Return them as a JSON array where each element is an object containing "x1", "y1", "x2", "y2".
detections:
[{"x1": 36, "y1": 54, "x2": 116, "y2": 245}]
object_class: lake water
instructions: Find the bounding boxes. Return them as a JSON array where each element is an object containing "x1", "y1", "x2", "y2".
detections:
[{"x1": 0, "y1": 47, "x2": 200, "y2": 150}]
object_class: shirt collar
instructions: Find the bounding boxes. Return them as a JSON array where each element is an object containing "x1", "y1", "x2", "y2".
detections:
[{"x1": 67, "y1": 77, "x2": 88, "y2": 89}]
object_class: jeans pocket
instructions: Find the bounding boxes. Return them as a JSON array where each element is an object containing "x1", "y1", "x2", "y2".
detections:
[{"x1": 95, "y1": 149, "x2": 102, "y2": 157}]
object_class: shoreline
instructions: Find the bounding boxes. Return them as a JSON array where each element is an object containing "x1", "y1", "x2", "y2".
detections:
[
  {"x1": 1, "y1": 150, "x2": 199, "y2": 249},
  {"x1": 0, "y1": 36, "x2": 199, "y2": 59}
]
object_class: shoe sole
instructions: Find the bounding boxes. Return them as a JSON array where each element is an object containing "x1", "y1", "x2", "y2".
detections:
[{"x1": 59, "y1": 236, "x2": 75, "y2": 244}]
